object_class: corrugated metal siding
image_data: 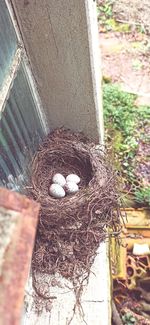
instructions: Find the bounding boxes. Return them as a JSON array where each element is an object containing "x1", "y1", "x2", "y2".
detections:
[
  {"x1": 0, "y1": 63, "x2": 45, "y2": 190},
  {"x1": 0, "y1": 0, "x2": 17, "y2": 88}
]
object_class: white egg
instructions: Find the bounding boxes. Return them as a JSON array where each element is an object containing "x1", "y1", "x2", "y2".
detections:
[
  {"x1": 49, "y1": 183, "x2": 66, "y2": 198},
  {"x1": 65, "y1": 181, "x2": 79, "y2": 194},
  {"x1": 66, "y1": 174, "x2": 80, "y2": 184},
  {"x1": 52, "y1": 173, "x2": 66, "y2": 187}
]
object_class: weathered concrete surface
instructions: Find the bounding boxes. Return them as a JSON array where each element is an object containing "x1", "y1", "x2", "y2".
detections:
[
  {"x1": 0, "y1": 188, "x2": 40, "y2": 325},
  {"x1": 11, "y1": 0, "x2": 103, "y2": 142},
  {"x1": 22, "y1": 243, "x2": 111, "y2": 325}
]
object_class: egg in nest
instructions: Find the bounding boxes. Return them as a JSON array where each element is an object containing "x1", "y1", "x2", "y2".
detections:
[{"x1": 49, "y1": 183, "x2": 66, "y2": 198}]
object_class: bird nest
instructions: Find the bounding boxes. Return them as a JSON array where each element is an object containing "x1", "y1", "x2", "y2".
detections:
[{"x1": 29, "y1": 128, "x2": 121, "y2": 290}]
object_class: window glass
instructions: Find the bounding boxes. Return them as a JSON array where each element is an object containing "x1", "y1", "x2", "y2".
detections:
[
  {"x1": 0, "y1": 63, "x2": 45, "y2": 189},
  {"x1": 0, "y1": 0, "x2": 17, "y2": 88}
]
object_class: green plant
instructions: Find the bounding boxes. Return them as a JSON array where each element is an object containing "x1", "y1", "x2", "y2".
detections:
[
  {"x1": 134, "y1": 187, "x2": 150, "y2": 206},
  {"x1": 122, "y1": 312, "x2": 136, "y2": 324},
  {"x1": 103, "y1": 82, "x2": 150, "y2": 201},
  {"x1": 97, "y1": 0, "x2": 113, "y2": 18},
  {"x1": 100, "y1": 1, "x2": 113, "y2": 18},
  {"x1": 97, "y1": 0, "x2": 115, "y2": 31},
  {"x1": 97, "y1": 0, "x2": 132, "y2": 33},
  {"x1": 97, "y1": 0, "x2": 147, "y2": 34}
]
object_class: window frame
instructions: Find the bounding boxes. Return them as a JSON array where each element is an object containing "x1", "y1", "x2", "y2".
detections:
[
  {"x1": 0, "y1": 0, "x2": 48, "y2": 189},
  {"x1": 0, "y1": 0, "x2": 48, "y2": 133}
]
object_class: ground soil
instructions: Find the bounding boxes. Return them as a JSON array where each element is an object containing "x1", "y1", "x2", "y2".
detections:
[
  {"x1": 113, "y1": 0, "x2": 150, "y2": 34},
  {"x1": 99, "y1": 0, "x2": 150, "y2": 105},
  {"x1": 99, "y1": 31, "x2": 150, "y2": 105},
  {"x1": 98, "y1": 0, "x2": 150, "y2": 194}
]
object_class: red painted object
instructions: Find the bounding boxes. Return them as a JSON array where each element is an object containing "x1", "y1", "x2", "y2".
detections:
[{"x1": 0, "y1": 188, "x2": 40, "y2": 325}]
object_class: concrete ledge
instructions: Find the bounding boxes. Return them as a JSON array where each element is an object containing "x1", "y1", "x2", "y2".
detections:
[{"x1": 22, "y1": 242, "x2": 111, "y2": 325}]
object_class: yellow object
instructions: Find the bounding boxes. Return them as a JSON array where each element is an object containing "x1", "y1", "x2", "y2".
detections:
[
  {"x1": 111, "y1": 208, "x2": 150, "y2": 288},
  {"x1": 122, "y1": 208, "x2": 150, "y2": 227},
  {"x1": 111, "y1": 234, "x2": 126, "y2": 279},
  {"x1": 126, "y1": 277, "x2": 136, "y2": 290}
]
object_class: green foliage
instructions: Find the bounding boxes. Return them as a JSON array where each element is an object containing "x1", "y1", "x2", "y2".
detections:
[
  {"x1": 103, "y1": 83, "x2": 137, "y2": 136},
  {"x1": 97, "y1": 0, "x2": 115, "y2": 31},
  {"x1": 122, "y1": 312, "x2": 136, "y2": 324},
  {"x1": 97, "y1": 0, "x2": 131, "y2": 32},
  {"x1": 97, "y1": 0, "x2": 113, "y2": 19},
  {"x1": 103, "y1": 83, "x2": 138, "y2": 163},
  {"x1": 97, "y1": 0, "x2": 146, "y2": 34},
  {"x1": 134, "y1": 187, "x2": 150, "y2": 206},
  {"x1": 103, "y1": 82, "x2": 150, "y2": 205}
]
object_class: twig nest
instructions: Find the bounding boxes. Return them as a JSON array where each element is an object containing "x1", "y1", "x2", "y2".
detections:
[
  {"x1": 49, "y1": 183, "x2": 65, "y2": 198},
  {"x1": 65, "y1": 181, "x2": 79, "y2": 194},
  {"x1": 66, "y1": 174, "x2": 80, "y2": 184},
  {"x1": 30, "y1": 128, "x2": 121, "y2": 284},
  {"x1": 52, "y1": 173, "x2": 66, "y2": 187}
]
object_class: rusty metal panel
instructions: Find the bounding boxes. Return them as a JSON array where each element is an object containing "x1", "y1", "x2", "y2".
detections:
[{"x1": 0, "y1": 188, "x2": 40, "y2": 325}]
